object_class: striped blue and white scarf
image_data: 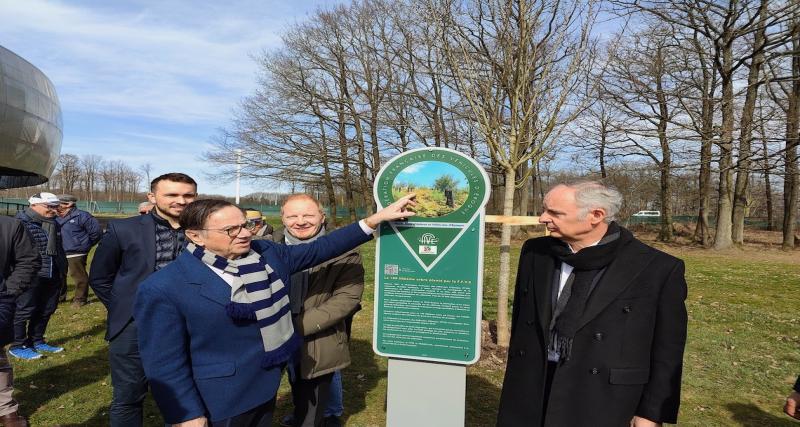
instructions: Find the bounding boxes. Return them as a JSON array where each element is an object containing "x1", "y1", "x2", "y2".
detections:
[{"x1": 187, "y1": 242, "x2": 302, "y2": 368}]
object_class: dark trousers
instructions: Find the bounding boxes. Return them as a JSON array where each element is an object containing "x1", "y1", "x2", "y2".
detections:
[
  {"x1": 11, "y1": 276, "x2": 60, "y2": 348},
  {"x1": 108, "y1": 321, "x2": 149, "y2": 427},
  {"x1": 210, "y1": 398, "x2": 275, "y2": 427},
  {"x1": 291, "y1": 371, "x2": 334, "y2": 427},
  {"x1": 67, "y1": 255, "x2": 90, "y2": 303}
]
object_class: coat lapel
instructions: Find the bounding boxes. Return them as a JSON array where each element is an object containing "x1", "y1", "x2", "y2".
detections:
[
  {"x1": 577, "y1": 240, "x2": 654, "y2": 330},
  {"x1": 533, "y1": 250, "x2": 555, "y2": 335},
  {"x1": 140, "y1": 214, "x2": 156, "y2": 273},
  {"x1": 176, "y1": 253, "x2": 232, "y2": 306}
]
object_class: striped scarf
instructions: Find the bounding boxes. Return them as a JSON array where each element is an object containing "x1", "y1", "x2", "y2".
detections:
[{"x1": 186, "y1": 242, "x2": 302, "y2": 368}]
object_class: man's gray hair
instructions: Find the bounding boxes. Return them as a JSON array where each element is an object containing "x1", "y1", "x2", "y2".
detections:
[{"x1": 568, "y1": 181, "x2": 623, "y2": 222}]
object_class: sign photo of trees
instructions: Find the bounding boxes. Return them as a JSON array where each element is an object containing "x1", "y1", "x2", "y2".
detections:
[{"x1": 391, "y1": 161, "x2": 470, "y2": 218}]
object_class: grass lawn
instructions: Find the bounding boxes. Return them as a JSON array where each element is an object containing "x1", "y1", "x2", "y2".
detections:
[{"x1": 12, "y1": 234, "x2": 800, "y2": 426}]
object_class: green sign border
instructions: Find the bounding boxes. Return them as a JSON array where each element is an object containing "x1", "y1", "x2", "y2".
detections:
[{"x1": 372, "y1": 147, "x2": 490, "y2": 365}]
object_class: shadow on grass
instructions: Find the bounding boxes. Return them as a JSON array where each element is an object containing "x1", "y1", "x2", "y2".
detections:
[
  {"x1": 50, "y1": 322, "x2": 106, "y2": 345},
  {"x1": 342, "y1": 338, "x2": 382, "y2": 422},
  {"x1": 15, "y1": 347, "x2": 109, "y2": 421},
  {"x1": 466, "y1": 373, "x2": 501, "y2": 426},
  {"x1": 725, "y1": 402, "x2": 797, "y2": 427}
]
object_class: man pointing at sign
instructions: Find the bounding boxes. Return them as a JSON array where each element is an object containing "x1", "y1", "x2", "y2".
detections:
[{"x1": 134, "y1": 195, "x2": 414, "y2": 426}]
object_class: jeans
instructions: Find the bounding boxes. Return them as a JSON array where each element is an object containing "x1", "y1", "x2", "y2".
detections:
[
  {"x1": 108, "y1": 321, "x2": 149, "y2": 427},
  {"x1": 324, "y1": 371, "x2": 343, "y2": 417},
  {"x1": 11, "y1": 276, "x2": 60, "y2": 348}
]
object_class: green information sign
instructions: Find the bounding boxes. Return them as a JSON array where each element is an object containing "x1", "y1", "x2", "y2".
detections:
[{"x1": 373, "y1": 147, "x2": 490, "y2": 364}]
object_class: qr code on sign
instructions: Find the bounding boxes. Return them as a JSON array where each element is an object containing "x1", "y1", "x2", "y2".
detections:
[{"x1": 384, "y1": 264, "x2": 399, "y2": 275}]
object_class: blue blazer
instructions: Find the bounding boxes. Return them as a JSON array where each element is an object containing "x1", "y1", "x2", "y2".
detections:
[
  {"x1": 133, "y1": 222, "x2": 371, "y2": 423},
  {"x1": 89, "y1": 214, "x2": 157, "y2": 340}
]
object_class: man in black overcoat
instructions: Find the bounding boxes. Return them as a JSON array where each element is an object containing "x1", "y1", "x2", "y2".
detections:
[{"x1": 497, "y1": 181, "x2": 687, "y2": 427}]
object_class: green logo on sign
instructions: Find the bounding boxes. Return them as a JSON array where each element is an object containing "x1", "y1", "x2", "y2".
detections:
[{"x1": 374, "y1": 148, "x2": 489, "y2": 271}]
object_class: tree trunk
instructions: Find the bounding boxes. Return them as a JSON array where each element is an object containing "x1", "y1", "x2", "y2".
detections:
[
  {"x1": 531, "y1": 160, "x2": 542, "y2": 215},
  {"x1": 692, "y1": 30, "x2": 715, "y2": 247},
  {"x1": 496, "y1": 167, "x2": 516, "y2": 348},
  {"x1": 713, "y1": 41, "x2": 735, "y2": 250},
  {"x1": 655, "y1": 57, "x2": 673, "y2": 242},
  {"x1": 336, "y1": 100, "x2": 357, "y2": 223},
  {"x1": 783, "y1": 19, "x2": 800, "y2": 250},
  {"x1": 732, "y1": 2, "x2": 767, "y2": 245},
  {"x1": 761, "y1": 120, "x2": 773, "y2": 231},
  {"x1": 318, "y1": 116, "x2": 338, "y2": 228},
  {"x1": 513, "y1": 160, "x2": 530, "y2": 216}
]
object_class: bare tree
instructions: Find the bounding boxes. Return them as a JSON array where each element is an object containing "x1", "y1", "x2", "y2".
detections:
[
  {"x1": 56, "y1": 154, "x2": 82, "y2": 193},
  {"x1": 600, "y1": 26, "x2": 683, "y2": 241},
  {"x1": 80, "y1": 154, "x2": 102, "y2": 204},
  {"x1": 435, "y1": 0, "x2": 598, "y2": 346},
  {"x1": 140, "y1": 162, "x2": 152, "y2": 189}
]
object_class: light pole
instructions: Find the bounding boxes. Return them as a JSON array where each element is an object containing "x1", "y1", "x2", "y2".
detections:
[{"x1": 235, "y1": 149, "x2": 242, "y2": 205}]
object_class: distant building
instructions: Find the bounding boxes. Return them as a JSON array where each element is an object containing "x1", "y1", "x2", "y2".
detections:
[{"x1": 0, "y1": 45, "x2": 63, "y2": 189}]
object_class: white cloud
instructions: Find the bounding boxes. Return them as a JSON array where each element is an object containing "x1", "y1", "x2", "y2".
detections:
[
  {"x1": 0, "y1": 0, "x2": 347, "y2": 196},
  {"x1": 0, "y1": 0, "x2": 286, "y2": 123},
  {"x1": 397, "y1": 161, "x2": 429, "y2": 175}
]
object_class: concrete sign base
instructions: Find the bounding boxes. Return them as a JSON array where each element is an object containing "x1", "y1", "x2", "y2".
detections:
[{"x1": 386, "y1": 358, "x2": 466, "y2": 427}]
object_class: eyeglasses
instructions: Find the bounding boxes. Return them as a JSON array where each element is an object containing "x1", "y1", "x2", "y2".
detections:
[{"x1": 202, "y1": 222, "x2": 258, "y2": 237}]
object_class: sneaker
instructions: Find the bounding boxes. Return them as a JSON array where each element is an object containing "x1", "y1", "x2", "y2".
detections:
[
  {"x1": 8, "y1": 347, "x2": 42, "y2": 360},
  {"x1": 33, "y1": 342, "x2": 64, "y2": 353}
]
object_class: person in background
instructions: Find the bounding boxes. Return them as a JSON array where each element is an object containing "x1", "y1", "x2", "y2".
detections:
[
  {"x1": 138, "y1": 202, "x2": 154, "y2": 215},
  {"x1": 0, "y1": 215, "x2": 40, "y2": 426},
  {"x1": 90, "y1": 173, "x2": 198, "y2": 426},
  {"x1": 275, "y1": 195, "x2": 363, "y2": 427},
  {"x1": 56, "y1": 194, "x2": 101, "y2": 307},
  {"x1": 785, "y1": 375, "x2": 800, "y2": 420},
  {"x1": 10, "y1": 192, "x2": 67, "y2": 360},
  {"x1": 245, "y1": 209, "x2": 274, "y2": 240},
  {"x1": 134, "y1": 195, "x2": 414, "y2": 427}
]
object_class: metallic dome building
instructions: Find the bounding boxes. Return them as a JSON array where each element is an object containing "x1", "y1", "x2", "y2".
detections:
[{"x1": 0, "y1": 45, "x2": 63, "y2": 189}]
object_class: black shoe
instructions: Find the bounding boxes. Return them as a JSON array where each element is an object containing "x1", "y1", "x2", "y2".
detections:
[{"x1": 323, "y1": 415, "x2": 342, "y2": 427}]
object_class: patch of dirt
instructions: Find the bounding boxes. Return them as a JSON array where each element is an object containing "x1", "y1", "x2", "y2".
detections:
[{"x1": 478, "y1": 320, "x2": 507, "y2": 370}]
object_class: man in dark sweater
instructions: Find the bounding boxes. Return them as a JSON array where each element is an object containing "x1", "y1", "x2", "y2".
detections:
[
  {"x1": 90, "y1": 172, "x2": 197, "y2": 427},
  {"x1": 11, "y1": 192, "x2": 68, "y2": 360},
  {"x1": 0, "y1": 215, "x2": 40, "y2": 426}
]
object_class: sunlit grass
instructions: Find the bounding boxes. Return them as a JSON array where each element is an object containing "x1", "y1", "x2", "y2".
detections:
[{"x1": 13, "y1": 239, "x2": 800, "y2": 426}]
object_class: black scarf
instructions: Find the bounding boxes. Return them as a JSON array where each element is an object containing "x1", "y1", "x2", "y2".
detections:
[
  {"x1": 544, "y1": 222, "x2": 632, "y2": 363},
  {"x1": 24, "y1": 207, "x2": 60, "y2": 256}
]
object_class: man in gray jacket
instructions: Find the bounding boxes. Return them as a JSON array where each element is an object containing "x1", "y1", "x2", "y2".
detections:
[{"x1": 274, "y1": 194, "x2": 364, "y2": 427}]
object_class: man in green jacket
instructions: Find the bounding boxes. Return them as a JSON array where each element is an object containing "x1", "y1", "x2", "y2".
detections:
[{"x1": 274, "y1": 194, "x2": 363, "y2": 427}]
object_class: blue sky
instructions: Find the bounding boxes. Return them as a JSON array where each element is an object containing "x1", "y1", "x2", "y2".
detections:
[
  {"x1": 396, "y1": 161, "x2": 468, "y2": 190},
  {"x1": 0, "y1": 0, "x2": 343, "y2": 196}
]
